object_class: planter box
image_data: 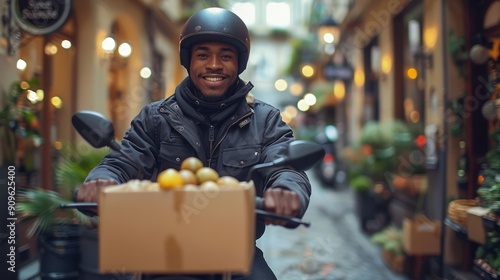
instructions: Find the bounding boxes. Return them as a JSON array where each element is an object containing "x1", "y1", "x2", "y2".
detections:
[
  {"x1": 98, "y1": 181, "x2": 255, "y2": 275},
  {"x1": 466, "y1": 207, "x2": 490, "y2": 244},
  {"x1": 382, "y1": 249, "x2": 405, "y2": 274},
  {"x1": 403, "y1": 215, "x2": 441, "y2": 256}
]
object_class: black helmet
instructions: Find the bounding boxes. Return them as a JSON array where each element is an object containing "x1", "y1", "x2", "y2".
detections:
[{"x1": 179, "y1": 7, "x2": 251, "y2": 74}]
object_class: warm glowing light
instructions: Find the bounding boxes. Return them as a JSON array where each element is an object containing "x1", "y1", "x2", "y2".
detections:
[
  {"x1": 20, "y1": 81, "x2": 29, "y2": 89},
  {"x1": 410, "y1": 111, "x2": 420, "y2": 123},
  {"x1": 304, "y1": 93, "x2": 317, "y2": 106},
  {"x1": 284, "y1": 106, "x2": 298, "y2": 118},
  {"x1": 54, "y1": 140, "x2": 63, "y2": 150},
  {"x1": 333, "y1": 80, "x2": 345, "y2": 100},
  {"x1": 118, "y1": 42, "x2": 132, "y2": 57},
  {"x1": 281, "y1": 112, "x2": 292, "y2": 124},
  {"x1": 51, "y1": 96, "x2": 62, "y2": 109},
  {"x1": 407, "y1": 68, "x2": 418, "y2": 79},
  {"x1": 27, "y1": 90, "x2": 37, "y2": 103},
  {"x1": 354, "y1": 69, "x2": 364, "y2": 87},
  {"x1": 381, "y1": 56, "x2": 392, "y2": 74},
  {"x1": 424, "y1": 27, "x2": 438, "y2": 49},
  {"x1": 140, "y1": 67, "x2": 152, "y2": 79},
  {"x1": 102, "y1": 36, "x2": 116, "y2": 53},
  {"x1": 45, "y1": 43, "x2": 58, "y2": 55},
  {"x1": 275, "y1": 79, "x2": 288, "y2": 91},
  {"x1": 478, "y1": 175, "x2": 485, "y2": 185},
  {"x1": 16, "y1": 59, "x2": 27, "y2": 71},
  {"x1": 297, "y1": 99, "x2": 310, "y2": 111},
  {"x1": 301, "y1": 64, "x2": 315, "y2": 78},
  {"x1": 36, "y1": 89, "x2": 44, "y2": 101},
  {"x1": 289, "y1": 82, "x2": 303, "y2": 96},
  {"x1": 323, "y1": 33, "x2": 335, "y2": 44},
  {"x1": 61, "y1": 40, "x2": 72, "y2": 49}
]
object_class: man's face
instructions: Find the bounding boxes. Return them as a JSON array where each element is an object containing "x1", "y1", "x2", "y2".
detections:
[{"x1": 189, "y1": 41, "x2": 238, "y2": 98}]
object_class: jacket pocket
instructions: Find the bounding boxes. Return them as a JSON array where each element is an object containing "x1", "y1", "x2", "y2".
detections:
[
  {"x1": 222, "y1": 145, "x2": 261, "y2": 179},
  {"x1": 158, "y1": 141, "x2": 196, "y2": 171}
]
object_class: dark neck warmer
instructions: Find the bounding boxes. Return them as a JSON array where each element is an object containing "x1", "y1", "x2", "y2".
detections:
[{"x1": 176, "y1": 77, "x2": 252, "y2": 124}]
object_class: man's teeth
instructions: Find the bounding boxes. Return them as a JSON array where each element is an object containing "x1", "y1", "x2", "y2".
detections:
[{"x1": 205, "y1": 77, "x2": 223, "y2": 82}]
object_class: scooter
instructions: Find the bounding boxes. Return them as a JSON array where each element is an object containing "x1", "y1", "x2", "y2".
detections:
[
  {"x1": 313, "y1": 125, "x2": 338, "y2": 188},
  {"x1": 62, "y1": 111, "x2": 325, "y2": 280}
]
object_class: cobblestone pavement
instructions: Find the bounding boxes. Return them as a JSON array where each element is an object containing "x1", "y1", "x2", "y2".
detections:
[{"x1": 257, "y1": 171, "x2": 409, "y2": 280}]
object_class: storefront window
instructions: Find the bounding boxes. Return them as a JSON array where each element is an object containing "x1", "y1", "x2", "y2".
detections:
[
  {"x1": 363, "y1": 37, "x2": 380, "y2": 122},
  {"x1": 401, "y1": 3, "x2": 425, "y2": 129}
]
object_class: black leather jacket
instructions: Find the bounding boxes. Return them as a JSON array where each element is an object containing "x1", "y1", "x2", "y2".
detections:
[{"x1": 85, "y1": 79, "x2": 311, "y2": 239}]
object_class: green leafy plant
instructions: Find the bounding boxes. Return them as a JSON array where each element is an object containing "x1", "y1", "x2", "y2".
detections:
[
  {"x1": 349, "y1": 175, "x2": 372, "y2": 193},
  {"x1": 371, "y1": 225, "x2": 405, "y2": 257},
  {"x1": 17, "y1": 188, "x2": 92, "y2": 238},
  {"x1": 475, "y1": 231, "x2": 500, "y2": 271},
  {"x1": 477, "y1": 129, "x2": 500, "y2": 216},
  {"x1": 0, "y1": 78, "x2": 41, "y2": 166},
  {"x1": 54, "y1": 144, "x2": 110, "y2": 198},
  {"x1": 17, "y1": 143, "x2": 108, "y2": 238}
]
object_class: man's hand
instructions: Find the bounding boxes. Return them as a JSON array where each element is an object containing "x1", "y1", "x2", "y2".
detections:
[
  {"x1": 263, "y1": 188, "x2": 301, "y2": 227},
  {"x1": 75, "y1": 179, "x2": 118, "y2": 212}
]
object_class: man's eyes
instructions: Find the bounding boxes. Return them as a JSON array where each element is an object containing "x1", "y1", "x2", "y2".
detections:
[{"x1": 194, "y1": 53, "x2": 233, "y2": 59}]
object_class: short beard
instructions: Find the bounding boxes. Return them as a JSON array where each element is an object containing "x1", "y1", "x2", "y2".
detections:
[{"x1": 197, "y1": 91, "x2": 231, "y2": 102}]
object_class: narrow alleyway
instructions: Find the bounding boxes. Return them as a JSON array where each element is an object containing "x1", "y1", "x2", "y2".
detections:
[{"x1": 257, "y1": 171, "x2": 408, "y2": 280}]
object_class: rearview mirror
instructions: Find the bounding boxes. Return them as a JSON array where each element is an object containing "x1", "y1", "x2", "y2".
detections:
[{"x1": 72, "y1": 111, "x2": 120, "y2": 151}]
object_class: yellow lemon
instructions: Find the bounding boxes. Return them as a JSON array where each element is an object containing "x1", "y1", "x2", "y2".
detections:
[
  {"x1": 196, "y1": 167, "x2": 219, "y2": 184},
  {"x1": 157, "y1": 168, "x2": 184, "y2": 189},
  {"x1": 180, "y1": 157, "x2": 204, "y2": 172},
  {"x1": 179, "y1": 169, "x2": 198, "y2": 185},
  {"x1": 217, "y1": 176, "x2": 240, "y2": 187}
]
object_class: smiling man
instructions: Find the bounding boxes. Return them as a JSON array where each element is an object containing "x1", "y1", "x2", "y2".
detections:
[
  {"x1": 79, "y1": 7, "x2": 312, "y2": 280},
  {"x1": 189, "y1": 42, "x2": 239, "y2": 98}
]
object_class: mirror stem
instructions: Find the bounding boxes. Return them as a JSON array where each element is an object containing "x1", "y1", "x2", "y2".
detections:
[{"x1": 246, "y1": 158, "x2": 286, "y2": 182}]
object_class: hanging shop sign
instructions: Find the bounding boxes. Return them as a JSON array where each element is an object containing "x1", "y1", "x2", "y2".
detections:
[
  {"x1": 11, "y1": 0, "x2": 72, "y2": 35},
  {"x1": 323, "y1": 64, "x2": 354, "y2": 81}
]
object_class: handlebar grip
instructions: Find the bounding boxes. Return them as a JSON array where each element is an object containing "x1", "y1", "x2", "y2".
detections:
[
  {"x1": 73, "y1": 188, "x2": 79, "y2": 202},
  {"x1": 255, "y1": 197, "x2": 264, "y2": 210}
]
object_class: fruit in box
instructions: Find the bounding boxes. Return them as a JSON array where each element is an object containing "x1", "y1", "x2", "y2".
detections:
[{"x1": 150, "y1": 157, "x2": 243, "y2": 191}]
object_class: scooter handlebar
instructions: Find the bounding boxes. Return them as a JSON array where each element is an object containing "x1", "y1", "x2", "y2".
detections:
[{"x1": 64, "y1": 193, "x2": 310, "y2": 227}]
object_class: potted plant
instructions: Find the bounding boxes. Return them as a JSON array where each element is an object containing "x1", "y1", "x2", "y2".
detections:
[
  {"x1": 17, "y1": 188, "x2": 91, "y2": 279},
  {"x1": 371, "y1": 225, "x2": 406, "y2": 274},
  {"x1": 17, "y1": 145, "x2": 107, "y2": 279},
  {"x1": 0, "y1": 79, "x2": 41, "y2": 175},
  {"x1": 474, "y1": 231, "x2": 500, "y2": 278},
  {"x1": 477, "y1": 130, "x2": 500, "y2": 230}
]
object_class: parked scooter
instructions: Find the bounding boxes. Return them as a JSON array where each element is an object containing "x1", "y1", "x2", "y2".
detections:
[
  {"x1": 62, "y1": 111, "x2": 325, "y2": 279},
  {"x1": 313, "y1": 125, "x2": 339, "y2": 188}
]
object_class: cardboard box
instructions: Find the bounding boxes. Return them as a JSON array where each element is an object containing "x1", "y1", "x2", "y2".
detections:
[
  {"x1": 403, "y1": 215, "x2": 441, "y2": 256},
  {"x1": 466, "y1": 206, "x2": 490, "y2": 245},
  {"x1": 98, "y1": 182, "x2": 255, "y2": 274}
]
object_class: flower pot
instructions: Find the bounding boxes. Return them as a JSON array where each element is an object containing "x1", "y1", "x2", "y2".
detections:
[
  {"x1": 38, "y1": 223, "x2": 80, "y2": 280},
  {"x1": 79, "y1": 225, "x2": 128, "y2": 280}
]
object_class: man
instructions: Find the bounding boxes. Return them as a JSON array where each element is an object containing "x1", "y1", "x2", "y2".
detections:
[{"x1": 77, "y1": 7, "x2": 312, "y2": 280}]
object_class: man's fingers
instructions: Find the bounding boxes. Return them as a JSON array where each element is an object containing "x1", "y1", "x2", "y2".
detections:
[
  {"x1": 263, "y1": 188, "x2": 301, "y2": 226},
  {"x1": 76, "y1": 179, "x2": 117, "y2": 203}
]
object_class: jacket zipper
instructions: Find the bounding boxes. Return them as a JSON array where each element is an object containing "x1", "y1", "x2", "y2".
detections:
[
  {"x1": 208, "y1": 125, "x2": 215, "y2": 167},
  {"x1": 207, "y1": 111, "x2": 252, "y2": 167}
]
